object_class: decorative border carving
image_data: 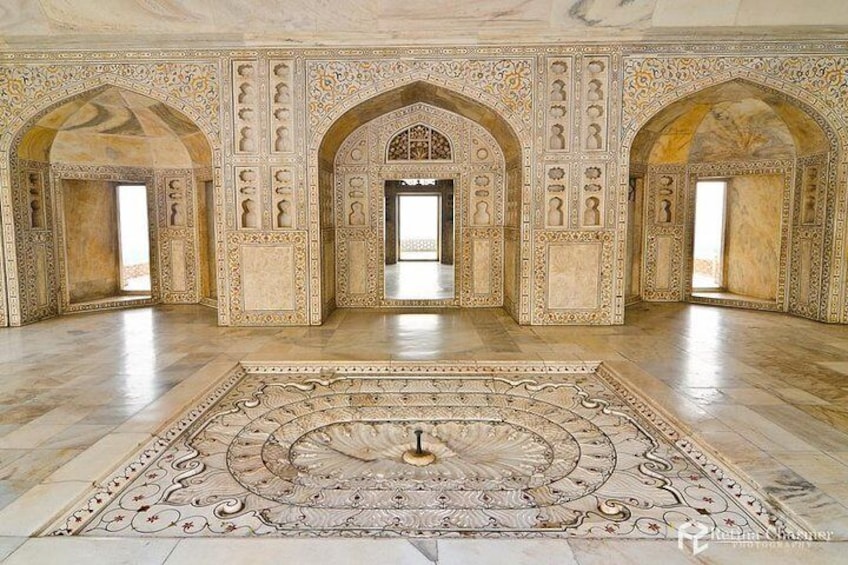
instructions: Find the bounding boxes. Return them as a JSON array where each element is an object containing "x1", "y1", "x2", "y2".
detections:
[
  {"x1": 532, "y1": 230, "x2": 614, "y2": 325},
  {"x1": 225, "y1": 231, "x2": 308, "y2": 325}
]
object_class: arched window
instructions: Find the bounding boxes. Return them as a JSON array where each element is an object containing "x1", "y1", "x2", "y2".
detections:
[{"x1": 387, "y1": 124, "x2": 452, "y2": 161}]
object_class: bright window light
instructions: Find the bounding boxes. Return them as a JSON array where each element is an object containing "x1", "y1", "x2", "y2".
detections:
[
  {"x1": 692, "y1": 180, "x2": 727, "y2": 290},
  {"x1": 398, "y1": 194, "x2": 439, "y2": 261},
  {"x1": 117, "y1": 184, "x2": 151, "y2": 292}
]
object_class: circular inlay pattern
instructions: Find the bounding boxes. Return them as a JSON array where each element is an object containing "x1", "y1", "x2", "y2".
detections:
[
  {"x1": 60, "y1": 364, "x2": 797, "y2": 539},
  {"x1": 226, "y1": 381, "x2": 618, "y2": 518}
]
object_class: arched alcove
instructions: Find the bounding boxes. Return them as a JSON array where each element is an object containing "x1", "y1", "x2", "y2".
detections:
[
  {"x1": 9, "y1": 85, "x2": 217, "y2": 325},
  {"x1": 316, "y1": 81, "x2": 524, "y2": 322},
  {"x1": 627, "y1": 79, "x2": 834, "y2": 319},
  {"x1": 331, "y1": 103, "x2": 506, "y2": 309}
]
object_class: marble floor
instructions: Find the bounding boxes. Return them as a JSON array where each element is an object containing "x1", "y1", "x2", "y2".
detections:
[
  {"x1": 0, "y1": 303, "x2": 847, "y2": 563},
  {"x1": 384, "y1": 262, "x2": 455, "y2": 300}
]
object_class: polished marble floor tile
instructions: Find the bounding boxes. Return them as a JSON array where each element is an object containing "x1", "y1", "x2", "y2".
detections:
[
  {"x1": 163, "y1": 539, "x2": 432, "y2": 565},
  {"x1": 0, "y1": 303, "x2": 846, "y2": 560},
  {"x1": 3, "y1": 537, "x2": 178, "y2": 565}
]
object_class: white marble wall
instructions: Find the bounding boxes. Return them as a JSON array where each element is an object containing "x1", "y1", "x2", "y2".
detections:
[{"x1": 1, "y1": 41, "x2": 848, "y2": 326}]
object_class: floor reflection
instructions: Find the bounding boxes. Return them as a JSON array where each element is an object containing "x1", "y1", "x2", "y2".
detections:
[{"x1": 384, "y1": 262, "x2": 454, "y2": 300}]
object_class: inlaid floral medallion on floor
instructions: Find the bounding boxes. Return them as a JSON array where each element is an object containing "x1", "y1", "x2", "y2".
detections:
[{"x1": 50, "y1": 362, "x2": 806, "y2": 538}]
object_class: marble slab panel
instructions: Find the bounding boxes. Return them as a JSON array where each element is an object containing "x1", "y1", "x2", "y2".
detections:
[{"x1": 240, "y1": 245, "x2": 295, "y2": 311}]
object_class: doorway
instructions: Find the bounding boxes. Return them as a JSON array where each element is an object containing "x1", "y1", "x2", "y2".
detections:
[
  {"x1": 384, "y1": 179, "x2": 454, "y2": 300},
  {"x1": 691, "y1": 180, "x2": 727, "y2": 291},
  {"x1": 689, "y1": 176, "x2": 782, "y2": 305},
  {"x1": 63, "y1": 180, "x2": 152, "y2": 306}
]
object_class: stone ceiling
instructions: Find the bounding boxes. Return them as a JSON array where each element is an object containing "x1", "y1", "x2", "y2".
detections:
[{"x1": 1, "y1": 0, "x2": 846, "y2": 48}]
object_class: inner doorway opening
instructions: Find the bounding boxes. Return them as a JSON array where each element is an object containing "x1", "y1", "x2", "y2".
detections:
[
  {"x1": 63, "y1": 180, "x2": 152, "y2": 307},
  {"x1": 692, "y1": 180, "x2": 727, "y2": 291},
  {"x1": 117, "y1": 184, "x2": 152, "y2": 293},
  {"x1": 384, "y1": 179, "x2": 454, "y2": 300}
]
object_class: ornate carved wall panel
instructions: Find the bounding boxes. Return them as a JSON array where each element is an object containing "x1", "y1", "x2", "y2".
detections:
[
  {"x1": 12, "y1": 162, "x2": 55, "y2": 323},
  {"x1": 545, "y1": 56, "x2": 573, "y2": 154},
  {"x1": 270, "y1": 166, "x2": 296, "y2": 230},
  {"x1": 2, "y1": 44, "x2": 848, "y2": 327},
  {"x1": 642, "y1": 167, "x2": 685, "y2": 302},
  {"x1": 157, "y1": 169, "x2": 199, "y2": 303},
  {"x1": 544, "y1": 164, "x2": 569, "y2": 228},
  {"x1": 533, "y1": 230, "x2": 614, "y2": 324},
  {"x1": 791, "y1": 154, "x2": 828, "y2": 318},
  {"x1": 234, "y1": 166, "x2": 261, "y2": 230},
  {"x1": 578, "y1": 163, "x2": 608, "y2": 229},
  {"x1": 232, "y1": 60, "x2": 260, "y2": 155},
  {"x1": 269, "y1": 60, "x2": 294, "y2": 155},
  {"x1": 333, "y1": 103, "x2": 505, "y2": 309},
  {"x1": 579, "y1": 56, "x2": 610, "y2": 153},
  {"x1": 226, "y1": 231, "x2": 308, "y2": 325}
]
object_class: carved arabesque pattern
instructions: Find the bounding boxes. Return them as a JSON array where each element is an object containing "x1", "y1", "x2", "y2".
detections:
[
  {"x1": 307, "y1": 59, "x2": 533, "y2": 133},
  {"x1": 0, "y1": 62, "x2": 220, "y2": 141},
  {"x1": 622, "y1": 57, "x2": 848, "y2": 145},
  {"x1": 50, "y1": 361, "x2": 801, "y2": 539},
  {"x1": 387, "y1": 124, "x2": 452, "y2": 161}
]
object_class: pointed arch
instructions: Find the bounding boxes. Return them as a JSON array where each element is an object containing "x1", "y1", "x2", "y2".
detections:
[
  {"x1": 3, "y1": 77, "x2": 219, "y2": 159},
  {"x1": 622, "y1": 71, "x2": 842, "y2": 154},
  {"x1": 1, "y1": 80, "x2": 221, "y2": 326},
  {"x1": 309, "y1": 80, "x2": 527, "y2": 325},
  {"x1": 623, "y1": 71, "x2": 842, "y2": 323}
]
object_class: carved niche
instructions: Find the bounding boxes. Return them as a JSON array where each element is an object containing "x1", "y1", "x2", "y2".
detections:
[
  {"x1": 546, "y1": 57, "x2": 572, "y2": 152},
  {"x1": 232, "y1": 60, "x2": 259, "y2": 154},
  {"x1": 581, "y1": 56, "x2": 610, "y2": 152}
]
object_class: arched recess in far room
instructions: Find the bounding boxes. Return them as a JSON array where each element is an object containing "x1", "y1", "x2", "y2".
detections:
[
  {"x1": 7, "y1": 84, "x2": 217, "y2": 325},
  {"x1": 316, "y1": 80, "x2": 524, "y2": 322},
  {"x1": 627, "y1": 78, "x2": 836, "y2": 321}
]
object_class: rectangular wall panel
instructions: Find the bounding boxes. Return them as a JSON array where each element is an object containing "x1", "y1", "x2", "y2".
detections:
[
  {"x1": 241, "y1": 245, "x2": 295, "y2": 311},
  {"x1": 547, "y1": 242, "x2": 601, "y2": 310},
  {"x1": 347, "y1": 239, "x2": 368, "y2": 295},
  {"x1": 170, "y1": 239, "x2": 187, "y2": 292}
]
